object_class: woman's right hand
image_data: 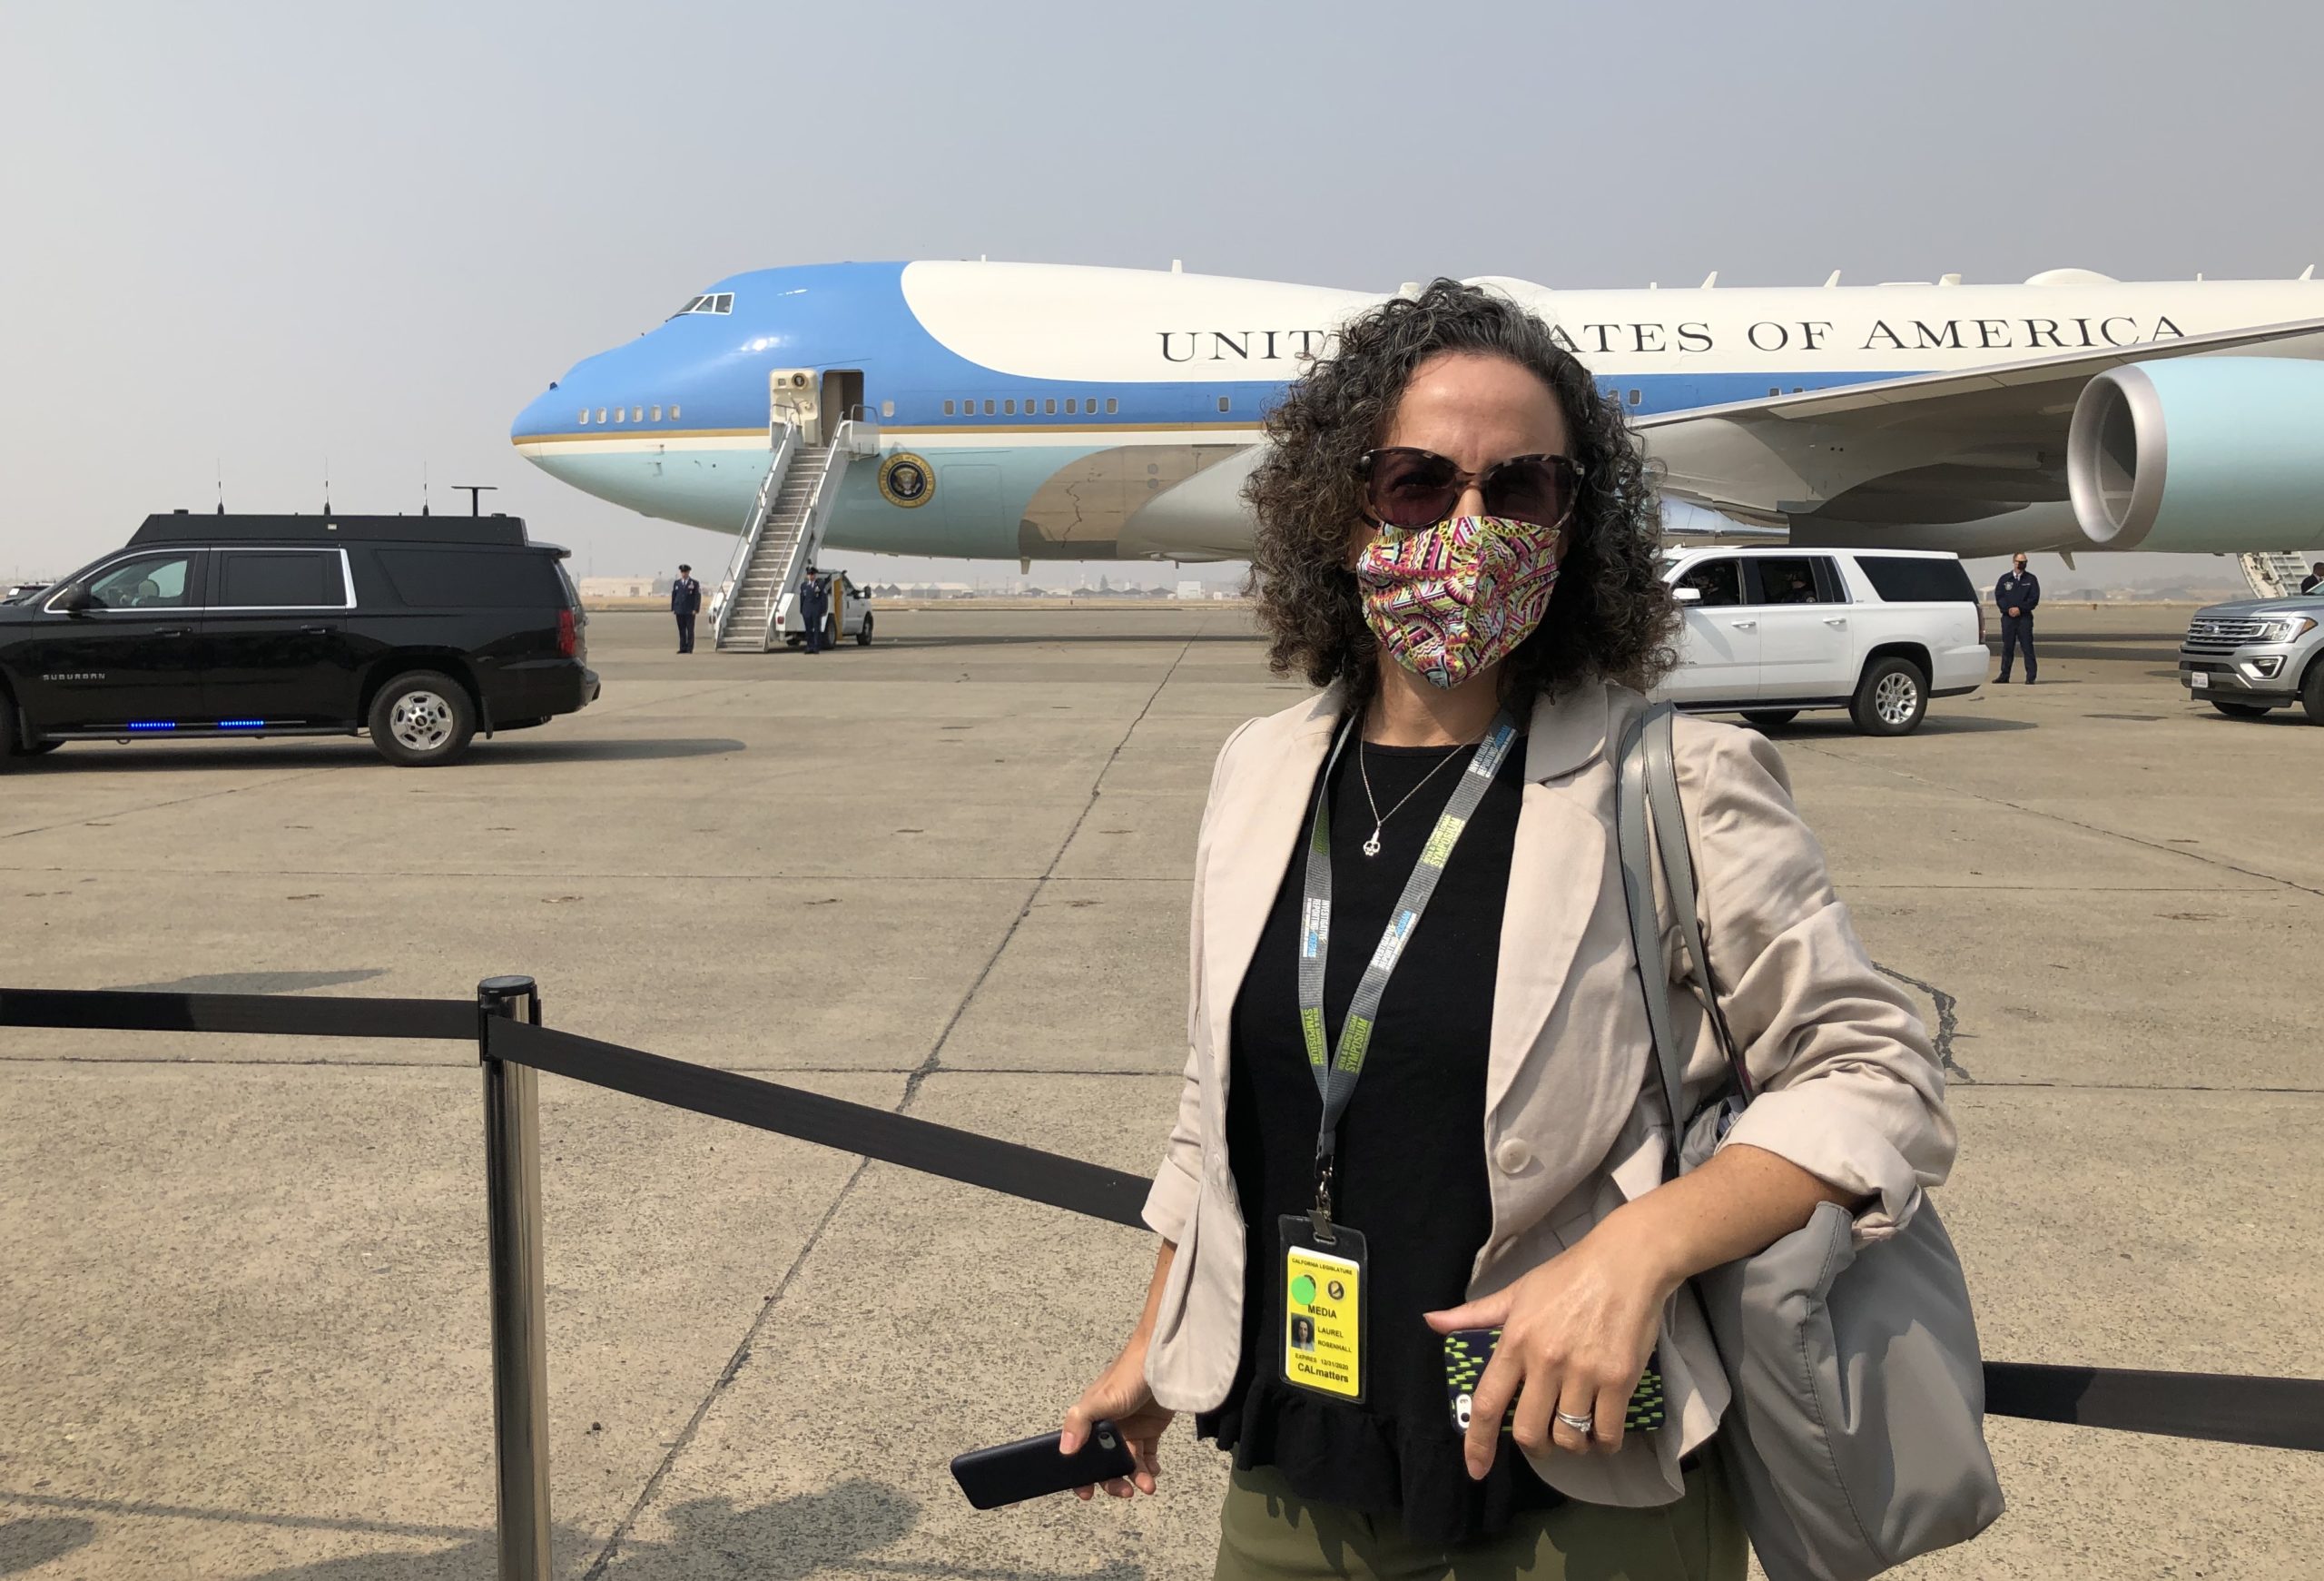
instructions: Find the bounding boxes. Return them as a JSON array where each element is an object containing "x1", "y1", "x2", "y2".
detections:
[{"x1": 1060, "y1": 1342, "x2": 1174, "y2": 1500}]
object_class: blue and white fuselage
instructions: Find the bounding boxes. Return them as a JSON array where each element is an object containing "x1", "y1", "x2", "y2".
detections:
[{"x1": 511, "y1": 262, "x2": 2324, "y2": 560}]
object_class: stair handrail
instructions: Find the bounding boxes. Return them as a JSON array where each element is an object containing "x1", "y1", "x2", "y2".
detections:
[
  {"x1": 712, "y1": 420, "x2": 800, "y2": 647},
  {"x1": 754, "y1": 422, "x2": 861, "y2": 652}
]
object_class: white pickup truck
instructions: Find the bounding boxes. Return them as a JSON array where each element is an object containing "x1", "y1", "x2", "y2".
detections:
[{"x1": 1652, "y1": 548, "x2": 1988, "y2": 735}]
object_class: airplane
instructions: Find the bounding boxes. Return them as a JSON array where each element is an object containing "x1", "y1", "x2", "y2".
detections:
[{"x1": 510, "y1": 261, "x2": 2324, "y2": 570}]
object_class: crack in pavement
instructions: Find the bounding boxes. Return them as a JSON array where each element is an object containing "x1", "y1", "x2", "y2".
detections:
[
  {"x1": 1789, "y1": 743, "x2": 2324, "y2": 900},
  {"x1": 1873, "y1": 960, "x2": 1973, "y2": 1083},
  {"x1": 0, "y1": 765, "x2": 353, "y2": 841},
  {"x1": 575, "y1": 620, "x2": 1206, "y2": 1579}
]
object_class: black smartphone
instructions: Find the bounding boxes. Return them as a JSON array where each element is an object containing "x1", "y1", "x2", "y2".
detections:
[{"x1": 950, "y1": 1421, "x2": 1137, "y2": 1509}]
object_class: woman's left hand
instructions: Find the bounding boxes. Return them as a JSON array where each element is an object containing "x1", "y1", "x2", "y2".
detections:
[{"x1": 1423, "y1": 1213, "x2": 1677, "y2": 1477}]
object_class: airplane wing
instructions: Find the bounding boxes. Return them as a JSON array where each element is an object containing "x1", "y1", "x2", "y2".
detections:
[{"x1": 1637, "y1": 315, "x2": 2324, "y2": 526}]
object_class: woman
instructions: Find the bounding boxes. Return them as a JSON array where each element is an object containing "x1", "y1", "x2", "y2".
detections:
[{"x1": 1060, "y1": 281, "x2": 1954, "y2": 1579}]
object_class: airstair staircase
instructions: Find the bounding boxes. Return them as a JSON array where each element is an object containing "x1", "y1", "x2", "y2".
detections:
[
  {"x1": 712, "y1": 415, "x2": 878, "y2": 652},
  {"x1": 2238, "y1": 550, "x2": 2312, "y2": 601}
]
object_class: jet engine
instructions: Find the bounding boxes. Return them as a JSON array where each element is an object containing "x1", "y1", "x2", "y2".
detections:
[{"x1": 2068, "y1": 356, "x2": 2324, "y2": 551}]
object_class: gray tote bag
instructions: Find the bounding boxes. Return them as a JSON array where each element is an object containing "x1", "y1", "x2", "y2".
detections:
[{"x1": 1616, "y1": 705, "x2": 2004, "y2": 1581}]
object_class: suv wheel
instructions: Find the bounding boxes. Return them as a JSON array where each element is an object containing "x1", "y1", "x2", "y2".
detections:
[
  {"x1": 2210, "y1": 698, "x2": 2273, "y2": 719},
  {"x1": 1851, "y1": 657, "x2": 1928, "y2": 736},
  {"x1": 369, "y1": 671, "x2": 477, "y2": 766},
  {"x1": 856, "y1": 614, "x2": 874, "y2": 647},
  {"x1": 2303, "y1": 659, "x2": 2324, "y2": 725},
  {"x1": 0, "y1": 700, "x2": 16, "y2": 768},
  {"x1": 1741, "y1": 708, "x2": 1798, "y2": 729}
]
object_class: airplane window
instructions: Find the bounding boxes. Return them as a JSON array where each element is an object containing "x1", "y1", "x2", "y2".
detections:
[
  {"x1": 1217, "y1": 395, "x2": 1231, "y2": 412},
  {"x1": 632, "y1": 407, "x2": 643, "y2": 422},
  {"x1": 670, "y1": 405, "x2": 680, "y2": 420},
  {"x1": 1106, "y1": 398, "x2": 1118, "y2": 414},
  {"x1": 943, "y1": 400, "x2": 955, "y2": 415},
  {"x1": 1044, "y1": 399, "x2": 1057, "y2": 415},
  {"x1": 614, "y1": 408, "x2": 625, "y2": 423},
  {"x1": 714, "y1": 293, "x2": 734, "y2": 312},
  {"x1": 1628, "y1": 390, "x2": 1640, "y2": 406},
  {"x1": 577, "y1": 410, "x2": 589, "y2": 425},
  {"x1": 652, "y1": 405, "x2": 663, "y2": 421},
  {"x1": 1675, "y1": 558, "x2": 1742, "y2": 608},
  {"x1": 673, "y1": 296, "x2": 704, "y2": 317},
  {"x1": 1768, "y1": 387, "x2": 1780, "y2": 398},
  {"x1": 1004, "y1": 399, "x2": 1017, "y2": 415},
  {"x1": 1065, "y1": 398, "x2": 1078, "y2": 414},
  {"x1": 596, "y1": 408, "x2": 607, "y2": 423},
  {"x1": 881, "y1": 400, "x2": 894, "y2": 418}
]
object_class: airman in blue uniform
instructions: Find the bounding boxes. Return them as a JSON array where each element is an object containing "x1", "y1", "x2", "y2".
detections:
[
  {"x1": 1995, "y1": 554, "x2": 2040, "y2": 684},
  {"x1": 798, "y1": 568, "x2": 830, "y2": 654},
  {"x1": 671, "y1": 564, "x2": 702, "y2": 653}
]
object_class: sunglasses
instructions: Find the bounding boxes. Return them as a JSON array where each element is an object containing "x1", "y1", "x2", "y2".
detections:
[{"x1": 1357, "y1": 448, "x2": 1587, "y2": 531}]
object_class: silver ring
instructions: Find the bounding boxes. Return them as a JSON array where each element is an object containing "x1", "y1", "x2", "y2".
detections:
[{"x1": 1555, "y1": 1410, "x2": 1596, "y2": 1433}]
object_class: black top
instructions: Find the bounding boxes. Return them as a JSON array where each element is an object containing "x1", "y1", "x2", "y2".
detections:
[{"x1": 1196, "y1": 731, "x2": 1561, "y2": 1545}]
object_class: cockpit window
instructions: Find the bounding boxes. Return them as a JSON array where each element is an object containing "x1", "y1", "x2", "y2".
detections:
[{"x1": 670, "y1": 292, "x2": 734, "y2": 319}]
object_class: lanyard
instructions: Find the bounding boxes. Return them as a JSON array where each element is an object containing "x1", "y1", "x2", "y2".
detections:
[{"x1": 1296, "y1": 706, "x2": 1519, "y2": 1234}]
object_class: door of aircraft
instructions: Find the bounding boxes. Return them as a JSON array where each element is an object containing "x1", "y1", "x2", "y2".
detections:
[
  {"x1": 1748, "y1": 555, "x2": 1855, "y2": 698},
  {"x1": 770, "y1": 368, "x2": 818, "y2": 440},
  {"x1": 1661, "y1": 556, "x2": 1758, "y2": 704},
  {"x1": 822, "y1": 370, "x2": 864, "y2": 443}
]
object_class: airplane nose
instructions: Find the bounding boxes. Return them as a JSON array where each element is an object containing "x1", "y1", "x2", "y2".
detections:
[{"x1": 512, "y1": 383, "x2": 572, "y2": 443}]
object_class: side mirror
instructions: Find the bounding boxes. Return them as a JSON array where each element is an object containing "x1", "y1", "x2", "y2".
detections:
[
  {"x1": 1672, "y1": 585, "x2": 1703, "y2": 605},
  {"x1": 62, "y1": 588, "x2": 97, "y2": 615}
]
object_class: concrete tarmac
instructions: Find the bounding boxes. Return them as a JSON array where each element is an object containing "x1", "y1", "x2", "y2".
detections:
[{"x1": 2, "y1": 605, "x2": 2318, "y2": 1580}]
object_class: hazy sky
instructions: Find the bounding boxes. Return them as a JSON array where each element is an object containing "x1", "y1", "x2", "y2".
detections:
[{"x1": 4, "y1": 0, "x2": 2317, "y2": 588}]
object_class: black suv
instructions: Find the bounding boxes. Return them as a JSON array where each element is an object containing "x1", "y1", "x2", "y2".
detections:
[{"x1": 0, "y1": 512, "x2": 600, "y2": 768}]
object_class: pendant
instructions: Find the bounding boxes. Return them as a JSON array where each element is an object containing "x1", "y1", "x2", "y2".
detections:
[{"x1": 1362, "y1": 828, "x2": 1383, "y2": 857}]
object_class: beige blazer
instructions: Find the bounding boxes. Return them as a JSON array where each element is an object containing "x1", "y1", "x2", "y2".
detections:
[{"x1": 1140, "y1": 678, "x2": 1955, "y2": 1507}]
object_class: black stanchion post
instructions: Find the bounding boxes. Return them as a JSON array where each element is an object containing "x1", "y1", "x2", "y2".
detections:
[{"x1": 478, "y1": 976, "x2": 550, "y2": 1581}]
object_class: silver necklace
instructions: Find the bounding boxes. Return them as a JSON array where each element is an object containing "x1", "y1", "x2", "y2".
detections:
[{"x1": 1356, "y1": 732, "x2": 1481, "y2": 857}]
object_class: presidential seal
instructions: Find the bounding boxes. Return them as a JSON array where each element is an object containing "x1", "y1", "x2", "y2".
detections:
[{"x1": 879, "y1": 452, "x2": 935, "y2": 509}]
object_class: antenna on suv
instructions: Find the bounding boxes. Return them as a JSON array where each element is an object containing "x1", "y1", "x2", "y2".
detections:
[{"x1": 453, "y1": 485, "x2": 497, "y2": 517}]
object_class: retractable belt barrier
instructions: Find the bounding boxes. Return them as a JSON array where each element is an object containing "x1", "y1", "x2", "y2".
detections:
[
  {"x1": 0, "y1": 984, "x2": 475, "y2": 1042},
  {"x1": 480, "y1": 1016, "x2": 2324, "y2": 1457},
  {"x1": 5, "y1": 983, "x2": 2319, "y2": 1478}
]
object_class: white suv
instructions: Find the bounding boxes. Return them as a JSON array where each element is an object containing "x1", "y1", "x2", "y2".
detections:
[{"x1": 1652, "y1": 548, "x2": 1987, "y2": 736}]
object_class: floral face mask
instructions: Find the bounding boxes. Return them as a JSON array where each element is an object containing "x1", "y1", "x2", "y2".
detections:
[{"x1": 1354, "y1": 515, "x2": 1561, "y2": 690}]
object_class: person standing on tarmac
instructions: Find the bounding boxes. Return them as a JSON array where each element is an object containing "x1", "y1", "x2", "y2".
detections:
[
  {"x1": 798, "y1": 568, "x2": 830, "y2": 654},
  {"x1": 671, "y1": 564, "x2": 703, "y2": 654},
  {"x1": 2300, "y1": 561, "x2": 2324, "y2": 596},
  {"x1": 1994, "y1": 553, "x2": 2041, "y2": 684}
]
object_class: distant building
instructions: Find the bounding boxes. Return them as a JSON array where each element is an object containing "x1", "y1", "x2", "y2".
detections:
[
  {"x1": 1177, "y1": 580, "x2": 1206, "y2": 600},
  {"x1": 578, "y1": 576, "x2": 670, "y2": 598}
]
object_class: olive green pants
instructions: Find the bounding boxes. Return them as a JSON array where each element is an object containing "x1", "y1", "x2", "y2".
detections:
[{"x1": 1214, "y1": 1458, "x2": 1746, "y2": 1581}]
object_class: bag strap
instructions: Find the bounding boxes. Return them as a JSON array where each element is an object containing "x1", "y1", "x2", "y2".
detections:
[
  {"x1": 1640, "y1": 707, "x2": 1755, "y2": 1105},
  {"x1": 1616, "y1": 707, "x2": 1690, "y2": 1141},
  {"x1": 1616, "y1": 704, "x2": 1755, "y2": 1154}
]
